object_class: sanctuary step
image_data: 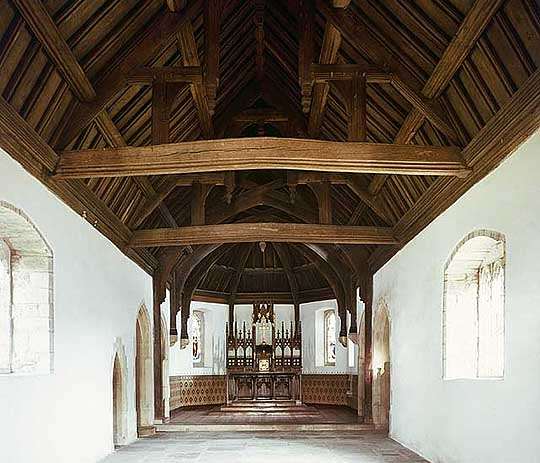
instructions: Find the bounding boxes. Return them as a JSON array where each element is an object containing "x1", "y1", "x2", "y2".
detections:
[
  {"x1": 219, "y1": 400, "x2": 318, "y2": 415},
  {"x1": 158, "y1": 404, "x2": 380, "y2": 433}
]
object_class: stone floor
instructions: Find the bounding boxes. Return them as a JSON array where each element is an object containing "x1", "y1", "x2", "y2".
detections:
[{"x1": 100, "y1": 431, "x2": 429, "y2": 462}]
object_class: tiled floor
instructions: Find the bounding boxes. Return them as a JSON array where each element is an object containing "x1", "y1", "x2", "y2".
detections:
[
  {"x1": 100, "y1": 431, "x2": 429, "y2": 462},
  {"x1": 169, "y1": 404, "x2": 360, "y2": 425}
]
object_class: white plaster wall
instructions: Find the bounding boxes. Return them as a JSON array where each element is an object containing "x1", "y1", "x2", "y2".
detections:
[
  {"x1": 373, "y1": 132, "x2": 540, "y2": 463},
  {"x1": 168, "y1": 301, "x2": 227, "y2": 375},
  {"x1": 0, "y1": 149, "x2": 154, "y2": 463},
  {"x1": 300, "y1": 299, "x2": 352, "y2": 374}
]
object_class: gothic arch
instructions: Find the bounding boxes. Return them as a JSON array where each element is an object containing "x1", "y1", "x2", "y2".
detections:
[
  {"x1": 372, "y1": 299, "x2": 390, "y2": 430},
  {"x1": 111, "y1": 338, "x2": 128, "y2": 446},
  {"x1": 135, "y1": 304, "x2": 153, "y2": 434}
]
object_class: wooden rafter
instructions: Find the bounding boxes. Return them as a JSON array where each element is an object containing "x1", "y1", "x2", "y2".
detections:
[
  {"x1": 316, "y1": 0, "x2": 424, "y2": 94},
  {"x1": 308, "y1": 22, "x2": 341, "y2": 137},
  {"x1": 11, "y1": 0, "x2": 179, "y2": 229},
  {"x1": 12, "y1": 0, "x2": 95, "y2": 102},
  {"x1": 368, "y1": 0, "x2": 506, "y2": 195},
  {"x1": 128, "y1": 222, "x2": 398, "y2": 247},
  {"x1": 204, "y1": 0, "x2": 222, "y2": 114},
  {"x1": 273, "y1": 243, "x2": 300, "y2": 307},
  {"x1": 370, "y1": 70, "x2": 540, "y2": 271},
  {"x1": 58, "y1": 1, "x2": 202, "y2": 148},
  {"x1": 298, "y1": 0, "x2": 314, "y2": 113},
  {"x1": 55, "y1": 137, "x2": 468, "y2": 179},
  {"x1": 0, "y1": 96, "x2": 157, "y2": 273},
  {"x1": 227, "y1": 245, "x2": 253, "y2": 304},
  {"x1": 177, "y1": 21, "x2": 214, "y2": 138}
]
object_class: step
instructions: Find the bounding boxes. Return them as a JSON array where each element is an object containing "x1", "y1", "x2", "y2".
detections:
[
  {"x1": 156, "y1": 423, "x2": 380, "y2": 433},
  {"x1": 223, "y1": 400, "x2": 298, "y2": 407},
  {"x1": 218, "y1": 406, "x2": 318, "y2": 414}
]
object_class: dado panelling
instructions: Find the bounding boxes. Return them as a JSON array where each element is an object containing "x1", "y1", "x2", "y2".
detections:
[
  {"x1": 169, "y1": 375, "x2": 226, "y2": 410},
  {"x1": 301, "y1": 374, "x2": 352, "y2": 405}
]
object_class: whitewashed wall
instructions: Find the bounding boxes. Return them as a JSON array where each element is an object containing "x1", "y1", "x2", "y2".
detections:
[
  {"x1": 0, "y1": 149, "x2": 154, "y2": 463},
  {"x1": 373, "y1": 132, "x2": 540, "y2": 463},
  {"x1": 168, "y1": 301, "x2": 227, "y2": 375},
  {"x1": 300, "y1": 299, "x2": 355, "y2": 374}
]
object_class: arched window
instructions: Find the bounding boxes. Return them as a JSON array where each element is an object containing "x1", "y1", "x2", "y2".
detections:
[
  {"x1": 443, "y1": 231, "x2": 505, "y2": 379},
  {"x1": 0, "y1": 202, "x2": 53, "y2": 375},
  {"x1": 324, "y1": 309, "x2": 336, "y2": 366},
  {"x1": 191, "y1": 311, "x2": 204, "y2": 366}
]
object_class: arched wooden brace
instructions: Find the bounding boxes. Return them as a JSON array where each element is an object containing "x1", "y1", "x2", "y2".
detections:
[
  {"x1": 168, "y1": 191, "x2": 355, "y2": 337},
  {"x1": 169, "y1": 244, "x2": 220, "y2": 337},
  {"x1": 178, "y1": 245, "x2": 231, "y2": 343},
  {"x1": 302, "y1": 242, "x2": 358, "y2": 337},
  {"x1": 291, "y1": 244, "x2": 348, "y2": 338}
]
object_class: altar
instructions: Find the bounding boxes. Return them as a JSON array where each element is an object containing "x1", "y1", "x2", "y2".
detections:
[{"x1": 225, "y1": 302, "x2": 302, "y2": 403}]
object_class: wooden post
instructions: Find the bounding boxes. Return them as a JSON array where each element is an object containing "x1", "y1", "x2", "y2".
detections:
[
  {"x1": 361, "y1": 272, "x2": 373, "y2": 422},
  {"x1": 152, "y1": 76, "x2": 170, "y2": 145},
  {"x1": 349, "y1": 72, "x2": 367, "y2": 142},
  {"x1": 204, "y1": 0, "x2": 221, "y2": 115},
  {"x1": 152, "y1": 272, "x2": 166, "y2": 422},
  {"x1": 318, "y1": 181, "x2": 332, "y2": 224},
  {"x1": 191, "y1": 181, "x2": 207, "y2": 225},
  {"x1": 169, "y1": 270, "x2": 179, "y2": 340},
  {"x1": 298, "y1": 0, "x2": 314, "y2": 113}
]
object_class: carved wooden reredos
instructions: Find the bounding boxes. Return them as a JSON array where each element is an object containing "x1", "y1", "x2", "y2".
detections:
[{"x1": 227, "y1": 302, "x2": 302, "y2": 373}]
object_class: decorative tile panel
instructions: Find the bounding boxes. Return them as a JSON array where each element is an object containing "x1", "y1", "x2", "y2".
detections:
[
  {"x1": 301, "y1": 374, "x2": 351, "y2": 405},
  {"x1": 169, "y1": 375, "x2": 226, "y2": 410}
]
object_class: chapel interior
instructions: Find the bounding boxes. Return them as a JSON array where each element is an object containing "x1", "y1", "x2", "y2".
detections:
[{"x1": 0, "y1": 0, "x2": 539, "y2": 462}]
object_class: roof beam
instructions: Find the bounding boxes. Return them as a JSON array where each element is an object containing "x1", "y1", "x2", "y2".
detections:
[
  {"x1": 55, "y1": 137, "x2": 468, "y2": 179},
  {"x1": 371, "y1": 69, "x2": 540, "y2": 272},
  {"x1": 177, "y1": 22, "x2": 214, "y2": 137},
  {"x1": 227, "y1": 245, "x2": 253, "y2": 304},
  {"x1": 298, "y1": 0, "x2": 315, "y2": 113},
  {"x1": 204, "y1": 0, "x2": 222, "y2": 114},
  {"x1": 308, "y1": 22, "x2": 341, "y2": 137},
  {"x1": 316, "y1": 0, "x2": 424, "y2": 93},
  {"x1": 368, "y1": 0, "x2": 505, "y2": 195},
  {"x1": 128, "y1": 222, "x2": 398, "y2": 247},
  {"x1": 310, "y1": 64, "x2": 456, "y2": 141},
  {"x1": 0, "y1": 96, "x2": 157, "y2": 273},
  {"x1": 310, "y1": 64, "x2": 391, "y2": 84},
  {"x1": 12, "y1": 0, "x2": 95, "y2": 102},
  {"x1": 273, "y1": 243, "x2": 300, "y2": 307},
  {"x1": 58, "y1": 2, "x2": 202, "y2": 148},
  {"x1": 127, "y1": 66, "x2": 203, "y2": 85},
  {"x1": 10, "y1": 0, "x2": 179, "y2": 229}
]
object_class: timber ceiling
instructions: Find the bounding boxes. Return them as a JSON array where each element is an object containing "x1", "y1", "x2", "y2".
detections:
[{"x1": 0, "y1": 0, "x2": 539, "y2": 307}]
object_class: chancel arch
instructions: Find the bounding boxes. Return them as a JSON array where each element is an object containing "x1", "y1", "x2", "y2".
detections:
[
  {"x1": 135, "y1": 304, "x2": 153, "y2": 436},
  {"x1": 0, "y1": 201, "x2": 53, "y2": 375}
]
